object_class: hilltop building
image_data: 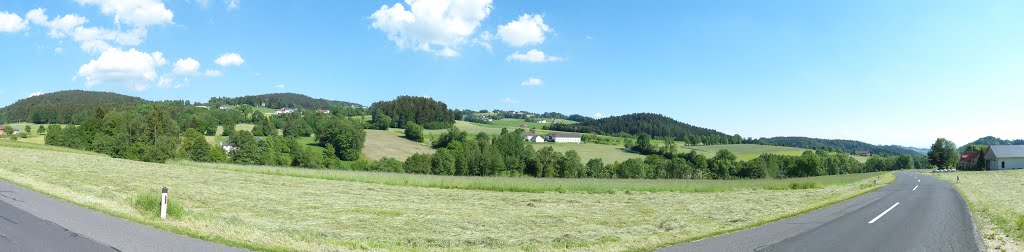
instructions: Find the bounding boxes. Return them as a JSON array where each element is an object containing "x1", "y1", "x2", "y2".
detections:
[{"x1": 984, "y1": 145, "x2": 1024, "y2": 170}]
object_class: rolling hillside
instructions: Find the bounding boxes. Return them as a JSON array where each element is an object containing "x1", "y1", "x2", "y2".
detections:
[{"x1": 0, "y1": 90, "x2": 147, "y2": 124}]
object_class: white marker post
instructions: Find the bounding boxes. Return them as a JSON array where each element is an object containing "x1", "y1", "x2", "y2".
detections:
[{"x1": 160, "y1": 187, "x2": 168, "y2": 219}]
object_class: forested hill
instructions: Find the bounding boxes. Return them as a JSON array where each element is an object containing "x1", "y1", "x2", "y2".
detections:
[
  {"x1": 208, "y1": 93, "x2": 361, "y2": 109},
  {"x1": 546, "y1": 113, "x2": 742, "y2": 145},
  {"x1": 0, "y1": 90, "x2": 147, "y2": 124},
  {"x1": 958, "y1": 136, "x2": 1024, "y2": 151},
  {"x1": 757, "y1": 137, "x2": 922, "y2": 156}
]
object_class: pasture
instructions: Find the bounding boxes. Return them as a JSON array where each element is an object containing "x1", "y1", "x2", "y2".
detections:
[
  {"x1": 933, "y1": 171, "x2": 1024, "y2": 251},
  {"x1": 362, "y1": 129, "x2": 434, "y2": 161},
  {"x1": 0, "y1": 145, "x2": 891, "y2": 251}
]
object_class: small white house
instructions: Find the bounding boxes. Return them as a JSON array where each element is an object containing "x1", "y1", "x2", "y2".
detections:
[
  {"x1": 985, "y1": 145, "x2": 1024, "y2": 170},
  {"x1": 220, "y1": 142, "x2": 238, "y2": 153},
  {"x1": 538, "y1": 119, "x2": 548, "y2": 124},
  {"x1": 547, "y1": 132, "x2": 582, "y2": 143},
  {"x1": 275, "y1": 108, "x2": 296, "y2": 114},
  {"x1": 521, "y1": 132, "x2": 546, "y2": 143}
]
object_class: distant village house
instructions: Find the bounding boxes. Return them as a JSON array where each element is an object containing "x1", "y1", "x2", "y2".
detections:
[
  {"x1": 985, "y1": 145, "x2": 1024, "y2": 170},
  {"x1": 275, "y1": 108, "x2": 297, "y2": 114},
  {"x1": 957, "y1": 151, "x2": 980, "y2": 170},
  {"x1": 854, "y1": 150, "x2": 871, "y2": 156}
]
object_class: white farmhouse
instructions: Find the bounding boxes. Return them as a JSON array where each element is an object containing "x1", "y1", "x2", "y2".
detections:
[
  {"x1": 521, "y1": 132, "x2": 546, "y2": 143},
  {"x1": 547, "y1": 132, "x2": 582, "y2": 143},
  {"x1": 220, "y1": 142, "x2": 238, "y2": 153},
  {"x1": 985, "y1": 145, "x2": 1024, "y2": 170}
]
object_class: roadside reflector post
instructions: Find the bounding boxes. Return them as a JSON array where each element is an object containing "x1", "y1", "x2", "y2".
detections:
[{"x1": 160, "y1": 187, "x2": 168, "y2": 219}]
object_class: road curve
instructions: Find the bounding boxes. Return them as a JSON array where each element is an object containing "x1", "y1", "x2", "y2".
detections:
[
  {"x1": 660, "y1": 171, "x2": 982, "y2": 252},
  {"x1": 0, "y1": 180, "x2": 246, "y2": 252}
]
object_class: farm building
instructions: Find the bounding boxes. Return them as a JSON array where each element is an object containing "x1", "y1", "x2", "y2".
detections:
[
  {"x1": 957, "y1": 151, "x2": 980, "y2": 170},
  {"x1": 984, "y1": 145, "x2": 1024, "y2": 170},
  {"x1": 275, "y1": 108, "x2": 296, "y2": 114},
  {"x1": 520, "y1": 132, "x2": 545, "y2": 143},
  {"x1": 547, "y1": 132, "x2": 582, "y2": 143}
]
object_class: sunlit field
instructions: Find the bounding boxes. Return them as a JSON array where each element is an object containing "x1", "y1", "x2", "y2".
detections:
[
  {"x1": 0, "y1": 145, "x2": 891, "y2": 251},
  {"x1": 934, "y1": 171, "x2": 1024, "y2": 251}
]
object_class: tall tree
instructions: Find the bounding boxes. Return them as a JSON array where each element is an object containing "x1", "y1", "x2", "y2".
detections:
[{"x1": 927, "y1": 138, "x2": 958, "y2": 168}]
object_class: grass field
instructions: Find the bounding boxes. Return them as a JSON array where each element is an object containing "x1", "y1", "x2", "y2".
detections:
[
  {"x1": 0, "y1": 145, "x2": 893, "y2": 251},
  {"x1": 362, "y1": 129, "x2": 434, "y2": 161},
  {"x1": 933, "y1": 171, "x2": 1024, "y2": 251},
  {"x1": 530, "y1": 142, "x2": 644, "y2": 163}
]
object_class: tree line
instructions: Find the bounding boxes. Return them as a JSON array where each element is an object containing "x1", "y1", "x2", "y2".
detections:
[
  {"x1": 755, "y1": 137, "x2": 922, "y2": 157},
  {"x1": 207, "y1": 93, "x2": 361, "y2": 110},
  {"x1": 349, "y1": 127, "x2": 916, "y2": 179},
  {"x1": 42, "y1": 103, "x2": 365, "y2": 168}
]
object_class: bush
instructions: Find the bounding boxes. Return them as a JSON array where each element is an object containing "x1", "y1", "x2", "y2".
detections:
[
  {"x1": 404, "y1": 121, "x2": 424, "y2": 142},
  {"x1": 131, "y1": 191, "x2": 186, "y2": 219}
]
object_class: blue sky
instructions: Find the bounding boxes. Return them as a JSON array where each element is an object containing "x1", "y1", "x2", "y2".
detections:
[{"x1": 1, "y1": 0, "x2": 1023, "y2": 147}]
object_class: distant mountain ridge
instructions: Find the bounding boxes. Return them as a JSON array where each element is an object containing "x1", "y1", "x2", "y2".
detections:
[
  {"x1": 0, "y1": 90, "x2": 147, "y2": 124},
  {"x1": 758, "y1": 136, "x2": 922, "y2": 156},
  {"x1": 208, "y1": 93, "x2": 361, "y2": 110}
]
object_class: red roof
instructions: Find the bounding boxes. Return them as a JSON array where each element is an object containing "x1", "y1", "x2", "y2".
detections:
[{"x1": 960, "y1": 151, "x2": 980, "y2": 160}]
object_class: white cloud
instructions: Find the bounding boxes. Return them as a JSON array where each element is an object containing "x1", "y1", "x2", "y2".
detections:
[
  {"x1": 497, "y1": 14, "x2": 551, "y2": 47},
  {"x1": 472, "y1": 31, "x2": 493, "y2": 51},
  {"x1": 204, "y1": 70, "x2": 222, "y2": 77},
  {"x1": 215, "y1": 53, "x2": 245, "y2": 66},
  {"x1": 26, "y1": 8, "x2": 146, "y2": 54},
  {"x1": 506, "y1": 49, "x2": 562, "y2": 63},
  {"x1": 274, "y1": 84, "x2": 285, "y2": 89},
  {"x1": 77, "y1": 48, "x2": 167, "y2": 91},
  {"x1": 370, "y1": 0, "x2": 493, "y2": 57},
  {"x1": 500, "y1": 97, "x2": 520, "y2": 104},
  {"x1": 521, "y1": 77, "x2": 543, "y2": 86},
  {"x1": 54, "y1": 47, "x2": 64, "y2": 54},
  {"x1": 156, "y1": 76, "x2": 174, "y2": 87},
  {"x1": 0, "y1": 11, "x2": 28, "y2": 32},
  {"x1": 75, "y1": 0, "x2": 174, "y2": 27},
  {"x1": 227, "y1": 0, "x2": 240, "y2": 10},
  {"x1": 172, "y1": 57, "x2": 201, "y2": 75},
  {"x1": 27, "y1": 92, "x2": 44, "y2": 98},
  {"x1": 593, "y1": 113, "x2": 604, "y2": 118}
]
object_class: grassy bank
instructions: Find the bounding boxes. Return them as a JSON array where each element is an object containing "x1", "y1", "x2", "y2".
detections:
[
  {"x1": 934, "y1": 171, "x2": 1024, "y2": 251},
  {"x1": 174, "y1": 160, "x2": 890, "y2": 193},
  {"x1": 0, "y1": 145, "x2": 893, "y2": 251}
]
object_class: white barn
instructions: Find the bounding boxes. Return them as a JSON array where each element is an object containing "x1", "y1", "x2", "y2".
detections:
[
  {"x1": 547, "y1": 132, "x2": 582, "y2": 143},
  {"x1": 985, "y1": 145, "x2": 1024, "y2": 170}
]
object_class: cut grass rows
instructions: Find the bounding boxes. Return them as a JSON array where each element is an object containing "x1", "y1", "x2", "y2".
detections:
[
  {"x1": 0, "y1": 145, "x2": 892, "y2": 251},
  {"x1": 933, "y1": 171, "x2": 1024, "y2": 251}
]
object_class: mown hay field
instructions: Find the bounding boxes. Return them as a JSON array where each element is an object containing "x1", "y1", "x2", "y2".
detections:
[
  {"x1": 934, "y1": 171, "x2": 1024, "y2": 251},
  {"x1": 0, "y1": 145, "x2": 891, "y2": 251}
]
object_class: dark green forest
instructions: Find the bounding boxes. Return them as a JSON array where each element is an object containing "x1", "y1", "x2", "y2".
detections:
[
  {"x1": 0, "y1": 90, "x2": 147, "y2": 124},
  {"x1": 546, "y1": 113, "x2": 743, "y2": 145},
  {"x1": 369, "y1": 96, "x2": 455, "y2": 129}
]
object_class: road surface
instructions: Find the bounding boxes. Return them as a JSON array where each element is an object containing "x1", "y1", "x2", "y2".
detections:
[
  {"x1": 0, "y1": 180, "x2": 246, "y2": 251},
  {"x1": 661, "y1": 171, "x2": 982, "y2": 252}
]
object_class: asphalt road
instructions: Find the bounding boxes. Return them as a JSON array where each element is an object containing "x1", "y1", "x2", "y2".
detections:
[
  {"x1": 0, "y1": 180, "x2": 246, "y2": 252},
  {"x1": 661, "y1": 171, "x2": 982, "y2": 252}
]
